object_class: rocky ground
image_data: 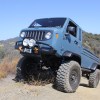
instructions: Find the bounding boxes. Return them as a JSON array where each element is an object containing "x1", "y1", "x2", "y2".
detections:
[{"x1": 0, "y1": 75, "x2": 100, "y2": 100}]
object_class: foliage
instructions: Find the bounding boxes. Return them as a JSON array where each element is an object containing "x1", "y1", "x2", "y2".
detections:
[
  {"x1": 0, "y1": 33, "x2": 100, "y2": 79},
  {"x1": 83, "y1": 32, "x2": 100, "y2": 57},
  {"x1": 0, "y1": 47, "x2": 5, "y2": 60},
  {"x1": 0, "y1": 56, "x2": 20, "y2": 78}
]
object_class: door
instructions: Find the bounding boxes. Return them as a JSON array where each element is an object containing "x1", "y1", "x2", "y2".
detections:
[{"x1": 61, "y1": 20, "x2": 81, "y2": 55}]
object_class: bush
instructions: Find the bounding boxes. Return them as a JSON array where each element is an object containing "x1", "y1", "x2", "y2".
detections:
[
  {"x1": 0, "y1": 47, "x2": 5, "y2": 59},
  {"x1": 0, "y1": 56, "x2": 20, "y2": 78}
]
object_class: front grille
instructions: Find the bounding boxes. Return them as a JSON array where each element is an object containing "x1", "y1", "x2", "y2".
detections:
[{"x1": 25, "y1": 31, "x2": 46, "y2": 41}]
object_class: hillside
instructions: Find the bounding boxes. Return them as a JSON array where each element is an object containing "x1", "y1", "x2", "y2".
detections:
[
  {"x1": 0, "y1": 32, "x2": 100, "y2": 60},
  {"x1": 0, "y1": 32, "x2": 100, "y2": 78},
  {"x1": 0, "y1": 37, "x2": 20, "y2": 60},
  {"x1": 83, "y1": 32, "x2": 100, "y2": 57},
  {"x1": 0, "y1": 33, "x2": 100, "y2": 100},
  {"x1": 0, "y1": 37, "x2": 21, "y2": 78}
]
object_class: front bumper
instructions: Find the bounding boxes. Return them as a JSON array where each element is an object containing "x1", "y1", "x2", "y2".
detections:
[{"x1": 15, "y1": 41, "x2": 56, "y2": 56}]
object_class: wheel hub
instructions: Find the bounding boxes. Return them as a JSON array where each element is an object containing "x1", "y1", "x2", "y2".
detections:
[{"x1": 69, "y1": 69, "x2": 79, "y2": 90}]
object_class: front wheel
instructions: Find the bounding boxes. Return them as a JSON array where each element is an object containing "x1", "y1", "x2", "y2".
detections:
[
  {"x1": 14, "y1": 57, "x2": 39, "y2": 82},
  {"x1": 56, "y1": 61, "x2": 81, "y2": 93}
]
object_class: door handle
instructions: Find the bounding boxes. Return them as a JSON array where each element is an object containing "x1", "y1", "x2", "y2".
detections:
[{"x1": 74, "y1": 40, "x2": 78, "y2": 45}]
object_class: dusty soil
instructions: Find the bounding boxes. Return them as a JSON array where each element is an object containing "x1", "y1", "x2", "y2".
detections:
[{"x1": 0, "y1": 75, "x2": 100, "y2": 100}]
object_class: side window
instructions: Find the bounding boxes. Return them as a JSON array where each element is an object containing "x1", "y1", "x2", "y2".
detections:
[
  {"x1": 79, "y1": 28, "x2": 82, "y2": 41},
  {"x1": 66, "y1": 21, "x2": 77, "y2": 37}
]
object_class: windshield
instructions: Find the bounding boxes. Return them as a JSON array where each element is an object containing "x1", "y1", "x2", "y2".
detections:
[{"x1": 29, "y1": 18, "x2": 66, "y2": 28}]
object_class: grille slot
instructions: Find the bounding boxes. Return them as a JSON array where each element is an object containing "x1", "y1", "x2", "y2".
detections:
[{"x1": 25, "y1": 31, "x2": 46, "y2": 41}]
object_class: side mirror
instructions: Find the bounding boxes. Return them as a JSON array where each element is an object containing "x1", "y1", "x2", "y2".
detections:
[
  {"x1": 65, "y1": 32, "x2": 69, "y2": 37},
  {"x1": 67, "y1": 26, "x2": 75, "y2": 34}
]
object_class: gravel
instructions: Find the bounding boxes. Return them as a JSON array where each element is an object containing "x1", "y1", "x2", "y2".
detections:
[{"x1": 0, "y1": 75, "x2": 100, "y2": 100}]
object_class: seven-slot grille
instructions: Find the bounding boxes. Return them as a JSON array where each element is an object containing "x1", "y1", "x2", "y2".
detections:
[{"x1": 25, "y1": 31, "x2": 46, "y2": 41}]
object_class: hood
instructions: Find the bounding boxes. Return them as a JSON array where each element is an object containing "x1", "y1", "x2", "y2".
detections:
[{"x1": 21, "y1": 27, "x2": 62, "y2": 32}]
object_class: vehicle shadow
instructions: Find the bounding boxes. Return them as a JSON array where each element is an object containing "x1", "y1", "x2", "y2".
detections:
[
  {"x1": 52, "y1": 83, "x2": 90, "y2": 92},
  {"x1": 80, "y1": 83, "x2": 89, "y2": 88}
]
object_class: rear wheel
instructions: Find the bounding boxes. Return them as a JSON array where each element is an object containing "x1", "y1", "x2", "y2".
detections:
[
  {"x1": 56, "y1": 61, "x2": 81, "y2": 93},
  {"x1": 89, "y1": 69, "x2": 100, "y2": 88}
]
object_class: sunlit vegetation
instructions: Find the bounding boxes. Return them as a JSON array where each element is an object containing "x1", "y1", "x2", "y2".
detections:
[{"x1": 0, "y1": 32, "x2": 100, "y2": 79}]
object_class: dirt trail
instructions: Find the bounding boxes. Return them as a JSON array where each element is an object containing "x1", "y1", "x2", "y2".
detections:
[{"x1": 0, "y1": 75, "x2": 100, "y2": 100}]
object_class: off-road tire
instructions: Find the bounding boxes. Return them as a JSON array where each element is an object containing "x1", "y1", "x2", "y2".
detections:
[
  {"x1": 14, "y1": 57, "x2": 26, "y2": 82},
  {"x1": 89, "y1": 69, "x2": 100, "y2": 88},
  {"x1": 56, "y1": 61, "x2": 81, "y2": 93},
  {"x1": 15, "y1": 57, "x2": 39, "y2": 82}
]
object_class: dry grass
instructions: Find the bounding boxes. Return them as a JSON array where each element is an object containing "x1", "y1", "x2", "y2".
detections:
[
  {"x1": 0, "y1": 56, "x2": 19, "y2": 79},
  {"x1": 27, "y1": 76, "x2": 55, "y2": 86},
  {"x1": 0, "y1": 56, "x2": 55, "y2": 86}
]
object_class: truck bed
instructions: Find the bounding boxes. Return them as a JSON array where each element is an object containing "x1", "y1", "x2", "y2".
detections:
[{"x1": 81, "y1": 47, "x2": 100, "y2": 70}]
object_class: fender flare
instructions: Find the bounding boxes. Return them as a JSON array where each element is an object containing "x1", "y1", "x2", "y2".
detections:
[
  {"x1": 62, "y1": 51, "x2": 81, "y2": 58},
  {"x1": 91, "y1": 63, "x2": 98, "y2": 71},
  {"x1": 62, "y1": 51, "x2": 81, "y2": 64},
  {"x1": 62, "y1": 51, "x2": 73, "y2": 57}
]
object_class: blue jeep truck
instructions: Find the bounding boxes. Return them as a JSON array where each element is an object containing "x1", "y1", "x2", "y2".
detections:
[{"x1": 15, "y1": 17, "x2": 100, "y2": 93}]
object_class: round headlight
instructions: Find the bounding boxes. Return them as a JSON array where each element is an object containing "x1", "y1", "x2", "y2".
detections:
[
  {"x1": 29, "y1": 39, "x2": 36, "y2": 47},
  {"x1": 45, "y1": 32, "x2": 52, "y2": 39},
  {"x1": 23, "y1": 39, "x2": 29, "y2": 46},
  {"x1": 20, "y1": 32, "x2": 25, "y2": 38}
]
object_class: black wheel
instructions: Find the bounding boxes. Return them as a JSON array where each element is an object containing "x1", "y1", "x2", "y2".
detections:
[
  {"x1": 56, "y1": 61, "x2": 81, "y2": 93},
  {"x1": 89, "y1": 69, "x2": 100, "y2": 88},
  {"x1": 14, "y1": 57, "x2": 39, "y2": 82}
]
